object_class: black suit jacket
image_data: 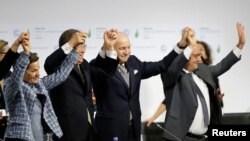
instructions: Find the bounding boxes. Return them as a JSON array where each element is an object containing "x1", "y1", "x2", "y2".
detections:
[
  {"x1": 0, "y1": 49, "x2": 19, "y2": 80},
  {"x1": 0, "y1": 71, "x2": 11, "y2": 109},
  {"x1": 44, "y1": 48, "x2": 94, "y2": 141},
  {"x1": 90, "y1": 50, "x2": 178, "y2": 141},
  {"x1": 162, "y1": 51, "x2": 240, "y2": 140},
  {"x1": 0, "y1": 87, "x2": 5, "y2": 109}
]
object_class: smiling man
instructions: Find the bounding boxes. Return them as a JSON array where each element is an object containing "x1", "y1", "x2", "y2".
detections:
[{"x1": 90, "y1": 29, "x2": 181, "y2": 141}]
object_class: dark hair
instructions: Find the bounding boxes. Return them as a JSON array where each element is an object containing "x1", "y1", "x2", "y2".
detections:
[
  {"x1": 58, "y1": 29, "x2": 79, "y2": 48},
  {"x1": 197, "y1": 40, "x2": 212, "y2": 65},
  {"x1": 29, "y1": 52, "x2": 39, "y2": 64}
]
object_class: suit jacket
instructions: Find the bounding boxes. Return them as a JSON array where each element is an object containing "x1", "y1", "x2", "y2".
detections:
[
  {"x1": 0, "y1": 49, "x2": 19, "y2": 80},
  {"x1": 0, "y1": 71, "x2": 11, "y2": 109},
  {"x1": 162, "y1": 50, "x2": 240, "y2": 140},
  {"x1": 0, "y1": 88, "x2": 4, "y2": 109},
  {"x1": 4, "y1": 51, "x2": 77, "y2": 141},
  {"x1": 44, "y1": 48, "x2": 94, "y2": 141},
  {"x1": 90, "y1": 50, "x2": 178, "y2": 141}
]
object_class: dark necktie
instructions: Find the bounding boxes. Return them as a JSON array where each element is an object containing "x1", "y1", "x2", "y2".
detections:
[
  {"x1": 117, "y1": 64, "x2": 129, "y2": 87},
  {"x1": 78, "y1": 65, "x2": 85, "y2": 84},
  {"x1": 188, "y1": 73, "x2": 209, "y2": 125},
  {"x1": 78, "y1": 65, "x2": 92, "y2": 125}
]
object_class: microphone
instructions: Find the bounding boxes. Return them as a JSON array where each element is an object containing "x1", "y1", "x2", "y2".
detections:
[{"x1": 155, "y1": 123, "x2": 182, "y2": 141}]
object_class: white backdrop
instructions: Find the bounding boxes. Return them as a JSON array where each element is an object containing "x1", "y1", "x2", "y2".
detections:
[{"x1": 1, "y1": 0, "x2": 250, "y2": 122}]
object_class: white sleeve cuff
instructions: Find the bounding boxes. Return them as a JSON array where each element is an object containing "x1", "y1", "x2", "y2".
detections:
[
  {"x1": 61, "y1": 43, "x2": 73, "y2": 54},
  {"x1": 106, "y1": 50, "x2": 117, "y2": 60},
  {"x1": 183, "y1": 46, "x2": 192, "y2": 59},
  {"x1": 174, "y1": 45, "x2": 184, "y2": 54},
  {"x1": 0, "y1": 109, "x2": 6, "y2": 116},
  {"x1": 233, "y1": 46, "x2": 242, "y2": 58},
  {"x1": 99, "y1": 49, "x2": 106, "y2": 59}
]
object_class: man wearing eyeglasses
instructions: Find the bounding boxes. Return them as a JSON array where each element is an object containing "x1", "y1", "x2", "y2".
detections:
[{"x1": 44, "y1": 29, "x2": 95, "y2": 141}]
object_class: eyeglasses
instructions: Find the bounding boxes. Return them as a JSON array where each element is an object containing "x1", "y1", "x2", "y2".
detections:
[{"x1": 77, "y1": 44, "x2": 87, "y2": 48}]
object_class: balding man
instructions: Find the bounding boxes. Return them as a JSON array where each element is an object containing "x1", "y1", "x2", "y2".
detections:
[{"x1": 90, "y1": 29, "x2": 181, "y2": 141}]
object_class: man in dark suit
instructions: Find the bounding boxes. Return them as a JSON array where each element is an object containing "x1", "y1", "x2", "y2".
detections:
[
  {"x1": 90, "y1": 28, "x2": 180, "y2": 141},
  {"x1": 44, "y1": 29, "x2": 94, "y2": 141},
  {"x1": 162, "y1": 23, "x2": 245, "y2": 141}
]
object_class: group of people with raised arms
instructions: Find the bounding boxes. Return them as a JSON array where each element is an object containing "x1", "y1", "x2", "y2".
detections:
[{"x1": 0, "y1": 22, "x2": 245, "y2": 141}]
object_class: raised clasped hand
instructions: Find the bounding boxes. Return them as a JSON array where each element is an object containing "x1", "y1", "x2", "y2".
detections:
[{"x1": 103, "y1": 28, "x2": 118, "y2": 51}]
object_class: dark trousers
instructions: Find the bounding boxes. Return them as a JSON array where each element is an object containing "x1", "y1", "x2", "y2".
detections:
[
  {"x1": 128, "y1": 120, "x2": 139, "y2": 141},
  {"x1": 53, "y1": 123, "x2": 95, "y2": 141},
  {"x1": 0, "y1": 116, "x2": 8, "y2": 140},
  {"x1": 84, "y1": 123, "x2": 95, "y2": 141}
]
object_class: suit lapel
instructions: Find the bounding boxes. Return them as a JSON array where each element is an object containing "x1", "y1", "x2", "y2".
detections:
[
  {"x1": 115, "y1": 62, "x2": 132, "y2": 97},
  {"x1": 74, "y1": 65, "x2": 81, "y2": 77},
  {"x1": 115, "y1": 69, "x2": 129, "y2": 90},
  {"x1": 127, "y1": 62, "x2": 137, "y2": 98},
  {"x1": 128, "y1": 66, "x2": 134, "y2": 97},
  {"x1": 73, "y1": 64, "x2": 85, "y2": 86},
  {"x1": 82, "y1": 68, "x2": 90, "y2": 90},
  {"x1": 195, "y1": 66, "x2": 216, "y2": 89},
  {"x1": 181, "y1": 71, "x2": 198, "y2": 102}
]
